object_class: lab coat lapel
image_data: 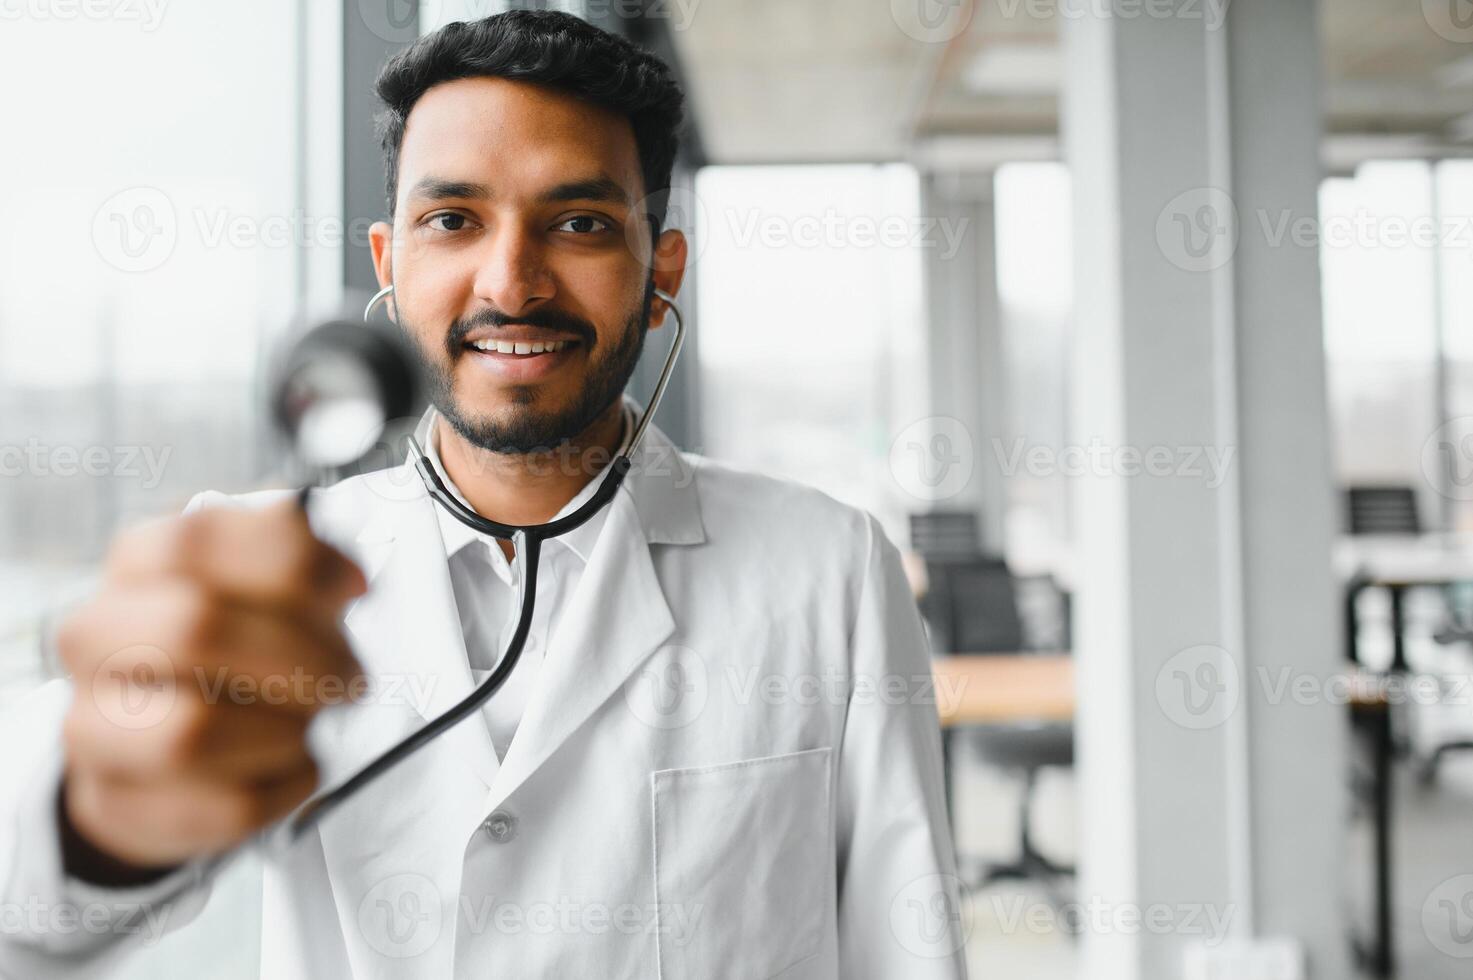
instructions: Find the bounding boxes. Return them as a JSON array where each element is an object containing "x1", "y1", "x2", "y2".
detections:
[
  {"x1": 341, "y1": 479, "x2": 500, "y2": 792},
  {"x1": 487, "y1": 483, "x2": 673, "y2": 808},
  {"x1": 303, "y1": 477, "x2": 501, "y2": 976}
]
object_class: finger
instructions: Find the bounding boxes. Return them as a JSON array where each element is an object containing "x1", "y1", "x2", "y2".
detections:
[
  {"x1": 61, "y1": 583, "x2": 363, "y2": 712},
  {"x1": 67, "y1": 699, "x2": 314, "y2": 781},
  {"x1": 71, "y1": 761, "x2": 320, "y2": 863},
  {"x1": 105, "y1": 500, "x2": 367, "y2": 611}
]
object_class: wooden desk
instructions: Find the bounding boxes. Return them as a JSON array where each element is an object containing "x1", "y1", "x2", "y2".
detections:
[
  {"x1": 930, "y1": 651, "x2": 1395, "y2": 976},
  {"x1": 931, "y1": 653, "x2": 1073, "y2": 727},
  {"x1": 1338, "y1": 533, "x2": 1473, "y2": 672},
  {"x1": 1336, "y1": 533, "x2": 1473, "y2": 587}
]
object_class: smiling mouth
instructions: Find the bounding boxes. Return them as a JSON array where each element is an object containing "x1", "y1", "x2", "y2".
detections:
[{"x1": 464, "y1": 338, "x2": 580, "y2": 358}]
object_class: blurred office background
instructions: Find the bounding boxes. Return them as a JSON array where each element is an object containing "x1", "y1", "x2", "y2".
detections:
[{"x1": 4, "y1": 1, "x2": 1473, "y2": 977}]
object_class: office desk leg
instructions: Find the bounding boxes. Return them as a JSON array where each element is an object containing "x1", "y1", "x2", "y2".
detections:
[
  {"x1": 1345, "y1": 578, "x2": 1368, "y2": 665},
  {"x1": 1360, "y1": 703, "x2": 1395, "y2": 978},
  {"x1": 1373, "y1": 702, "x2": 1394, "y2": 977},
  {"x1": 1389, "y1": 585, "x2": 1408, "y2": 673}
]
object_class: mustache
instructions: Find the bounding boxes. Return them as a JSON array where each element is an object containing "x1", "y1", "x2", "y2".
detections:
[{"x1": 445, "y1": 306, "x2": 597, "y2": 354}]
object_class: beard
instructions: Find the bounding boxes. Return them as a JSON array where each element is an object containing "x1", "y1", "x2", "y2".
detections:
[{"x1": 399, "y1": 282, "x2": 653, "y2": 455}]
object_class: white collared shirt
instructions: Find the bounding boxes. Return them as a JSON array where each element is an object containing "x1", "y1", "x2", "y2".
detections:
[{"x1": 422, "y1": 399, "x2": 635, "y2": 761}]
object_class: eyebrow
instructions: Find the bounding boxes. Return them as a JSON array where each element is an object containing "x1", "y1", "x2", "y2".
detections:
[
  {"x1": 405, "y1": 175, "x2": 632, "y2": 207},
  {"x1": 406, "y1": 177, "x2": 491, "y2": 202},
  {"x1": 538, "y1": 176, "x2": 631, "y2": 206}
]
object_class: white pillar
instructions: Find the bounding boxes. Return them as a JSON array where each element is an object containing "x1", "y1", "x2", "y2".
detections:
[
  {"x1": 919, "y1": 171, "x2": 1009, "y2": 552},
  {"x1": 1062, "y1": 0, "x2": 1347, "y2": 976}
]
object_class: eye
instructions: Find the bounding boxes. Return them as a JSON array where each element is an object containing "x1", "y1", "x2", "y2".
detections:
[
  {"x1": 426, "y1": 212, "x2": 470, "y2": 233},
  {"x1": 555, "y1": 214, "x2": 610, "y2": 235}
]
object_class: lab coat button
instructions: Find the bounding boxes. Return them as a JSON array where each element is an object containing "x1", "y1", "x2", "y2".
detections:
[{"x1": 483, "y1": 809, "x2": 517, "y2": 843}]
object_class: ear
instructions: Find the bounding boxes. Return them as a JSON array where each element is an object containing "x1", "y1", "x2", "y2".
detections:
[
  {"x1": 646, "y1": 228, "x2": 689, "y2": 329},
  {"x1": 368, "y1": 220, "x2": 396, "y2": 316}
]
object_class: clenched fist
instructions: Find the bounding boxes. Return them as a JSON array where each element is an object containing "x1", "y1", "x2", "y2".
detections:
[{"x1": 55, "y1": 499, "x2": 367, "y2": 877}]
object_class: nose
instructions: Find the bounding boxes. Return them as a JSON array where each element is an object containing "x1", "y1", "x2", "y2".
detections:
[{"x1": 471, "y1": 218, "x2": 555, "y2": 315}]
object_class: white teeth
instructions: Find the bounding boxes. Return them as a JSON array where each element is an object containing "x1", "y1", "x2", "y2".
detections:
[{"x1": 470, "y1": 339, "x2": 572, "y2": 354}]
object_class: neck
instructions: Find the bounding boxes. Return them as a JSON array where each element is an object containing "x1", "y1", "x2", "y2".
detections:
[{"x1": 435, "y1": 399, "x2": 627, "y2": 527}]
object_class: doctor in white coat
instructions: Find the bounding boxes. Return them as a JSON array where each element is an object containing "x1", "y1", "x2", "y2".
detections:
[{"x1": 0, "y1": 10, "x2": 967, "y2": 979}]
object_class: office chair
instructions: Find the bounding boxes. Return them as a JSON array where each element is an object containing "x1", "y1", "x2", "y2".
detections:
[
  {"x1": 918, "y1": 547, "x2": 1075, "y2": 895},
  {"x1": 1342, "y1": 485, "x2": 1421, "y2": 535},
  {"x1": 1340, "y1": 486, "x2": 1473, "y2": 781},
  {"x1": 909, "y1": 509, "x2": 982, "y2": 561}
]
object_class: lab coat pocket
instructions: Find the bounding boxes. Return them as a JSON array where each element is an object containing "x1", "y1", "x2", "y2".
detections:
[{"x1": 652, "y1": 746, "x2": 833, "y2": 979}]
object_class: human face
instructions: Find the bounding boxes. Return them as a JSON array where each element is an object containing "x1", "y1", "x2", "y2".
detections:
[{"x1": 369, "y1": 76, "x2": 685, "y2": 454}]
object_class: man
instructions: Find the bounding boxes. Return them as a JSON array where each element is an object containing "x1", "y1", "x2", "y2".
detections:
[{"x1": 1, "y1": 11, "x2": 966, "y2": 978}]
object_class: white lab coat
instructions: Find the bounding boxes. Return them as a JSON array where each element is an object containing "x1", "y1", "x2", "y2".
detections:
[{"x1": 0, "y1": 410, "x2": 968, "y2": 979}]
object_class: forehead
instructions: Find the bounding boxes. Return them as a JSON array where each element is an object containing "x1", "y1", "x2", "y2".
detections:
[{"x1": 397, "y1": 76, "x2": 644, "y2": 205}]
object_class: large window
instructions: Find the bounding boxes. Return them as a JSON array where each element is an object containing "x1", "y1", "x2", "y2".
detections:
[
  {"x1": 988, "y1": 159, "x2": 1473, "y2": 579},
  {"x1": 0, "y1": 4, "x2": 335, "y2": 704},
  {"x1": 1321, "y1": 160, "x2": 1473, "y2": 533},
  {"x1": 994, "y1": 162, "x2": 1073, "y2": 574},
  {"x1": 1, "y1": 8, "x2": 328, "y2": 976},
  {"x1": 694, "y1": 164, "x2": 927, "y2": 543}
]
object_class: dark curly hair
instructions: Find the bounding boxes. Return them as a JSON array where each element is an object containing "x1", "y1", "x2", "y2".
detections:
[{"x1": 373, "y1": 10, "x2": 685, "y2": 239}]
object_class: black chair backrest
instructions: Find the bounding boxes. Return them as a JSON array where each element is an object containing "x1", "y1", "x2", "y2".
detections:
[
  {"x1": 925, "y1": 556, "x2": 1026, "y2": 654},
  {"x1": 910, "y1": 510, "x2": 981, "y2": 561},
  {"x1": 1343, "y1": 485, "x2": 1420, "y2": 535}
]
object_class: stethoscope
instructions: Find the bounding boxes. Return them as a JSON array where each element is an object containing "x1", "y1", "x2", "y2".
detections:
[{"x1": 283, "y1": 280, "x2": 686, "y2": 839}]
